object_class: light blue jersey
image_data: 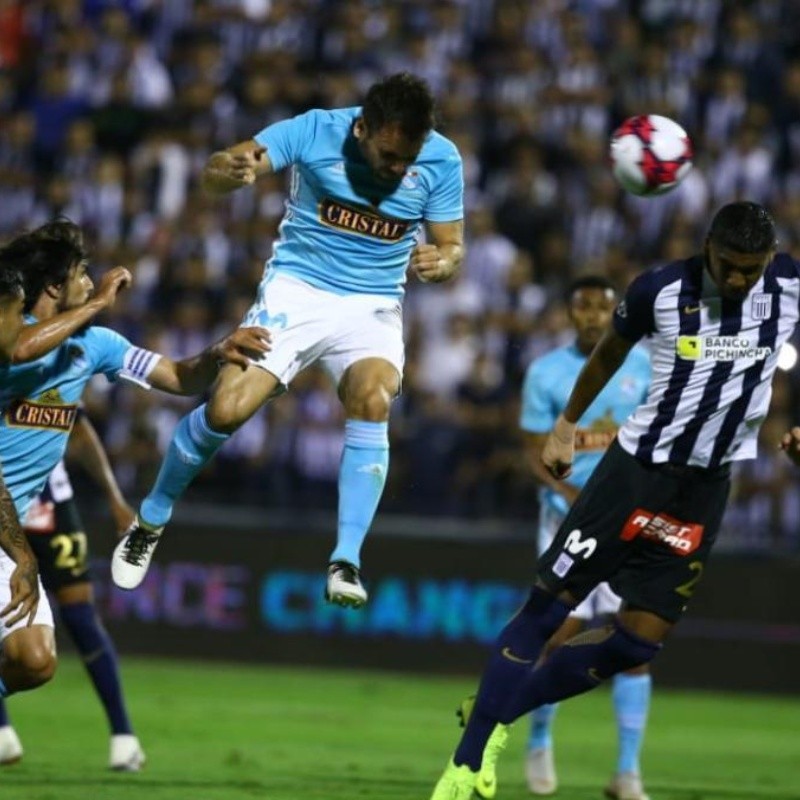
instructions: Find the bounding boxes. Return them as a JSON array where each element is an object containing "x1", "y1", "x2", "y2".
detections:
[
  {"x1": 254, "y1": 107, "x2": 463, "y2": 298},
  {"x1": 0, "y1": 321, "x2": 157, "y2": 520},
  {"x1": 520, "y1": 343, "x2": 650, "y2": 516}
]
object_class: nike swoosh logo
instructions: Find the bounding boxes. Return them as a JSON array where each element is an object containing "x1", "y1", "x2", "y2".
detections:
[
  {"x1": 588, "y1": 668, "x2": 602, "y2": 682},
  {"x1": 683, "y1": 305, "x2": 701, "y2": 314},
  {"x1": 501, "y1": 647, "x2": 534, "y2": 664},
  {"x1": 476, "y1": 775, "x2": 496, "y2": 795}
]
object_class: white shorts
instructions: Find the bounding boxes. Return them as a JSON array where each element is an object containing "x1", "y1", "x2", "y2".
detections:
[
  {"x1": 0, "y1": 551, "x2": 53, "y2": 641},
  {"x1": 242, "y1": 273, "x2": 405, "y2": 388},
  {"x1": 538, "y1": 504, "x2": 621, "y2": 620}
]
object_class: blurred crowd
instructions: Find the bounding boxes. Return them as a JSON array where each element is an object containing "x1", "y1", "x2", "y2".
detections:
[{"x1": 1, "y1": 0, "x2": 799, "y2": 549}]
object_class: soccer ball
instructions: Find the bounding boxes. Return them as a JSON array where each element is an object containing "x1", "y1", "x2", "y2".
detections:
[{"x1": 610, "y1": 114, "x2": 693, "y2": 197}]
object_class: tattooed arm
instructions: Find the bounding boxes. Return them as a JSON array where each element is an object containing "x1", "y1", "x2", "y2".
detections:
[{"x1": 0, "y1": 474, "x2": 40, "y2": 627}]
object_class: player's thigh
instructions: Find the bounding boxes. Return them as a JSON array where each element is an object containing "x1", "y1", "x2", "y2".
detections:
[
  {"x1": 55, "y1": 581, "x2": 93, "y2": 605},
  {"x1": 324, "y1": 293, "x2": 404, "y2": 392},
  {"x1": 206, "y1": 362, "x2": 282, "y2": 431},
  {"x1": 0, "y1": 552, "x2": 54, "y2": 644},
  {"x1": 2, "y1": 624, "x2": 56, "y2": 668},
  {"x1": 611, "y1": 468, "x2": 730, "y2": 624},
  {"x1": 570, "y1": 582, "x2": 620, "y2": 620},
  {"x1": 535, "y1": 440, "x2": 670, "y2": 603},
  {"x1": 239, "y1": 273, "x2": 336, "y2": 391}
]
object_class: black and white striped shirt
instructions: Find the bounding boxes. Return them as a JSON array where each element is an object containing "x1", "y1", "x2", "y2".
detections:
[{"x1": 614, "y1": 254, "x2": 800, "y2": 468}]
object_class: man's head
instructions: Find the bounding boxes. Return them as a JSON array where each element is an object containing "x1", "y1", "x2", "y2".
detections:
[
  {"x1": 1, "y1": 220, "x2": 92, "y2": 314},
  {"x1": 0, "y1": 263, "x2": 25, "y2": 362},
  {"x1": 705, "y1": 201, "x2": 777, "y2": 301},
  {"x1": 566, "y1": 275, "x2": 617, "y2": 352},
  {"x1": 354, "y1": 73, "x2": 435, "y2": 182}
]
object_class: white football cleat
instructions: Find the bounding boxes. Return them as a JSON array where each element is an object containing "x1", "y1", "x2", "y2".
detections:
[
  {"x1": 605, "y1": 771, "x2": 650, "y2": 800},
  {"x1": 109, "y1": 734, "x2": 145, "y2": 772},
  {"x1": 526, "y1": 746, "x2": 557, "y2": 795},
  {"x1": 112, "y1": 517, "x2": 163, "y2": 590},
  {"x1": 324, "y1": 561, "x2": 368, "y2": 608},
  {"x1": 0, "y1": 726, "x2": 23, "y2": 765}
]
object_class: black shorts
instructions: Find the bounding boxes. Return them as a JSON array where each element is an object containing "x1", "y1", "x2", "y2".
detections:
[
  {"x1": 25, "y1": 496, "x2": 91, "y2": 592},
  {"x1": 536, "y1": 439, "x2": 731, "y2": 623}
]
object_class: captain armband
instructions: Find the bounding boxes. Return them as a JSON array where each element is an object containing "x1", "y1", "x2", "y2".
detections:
[{"x1": 119, "y1": 347, "x2": 161, "y2": 390}]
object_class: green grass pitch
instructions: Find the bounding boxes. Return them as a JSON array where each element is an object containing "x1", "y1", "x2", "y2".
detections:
[{"x1": 2, "y1": 656, "x2": 799, "y2": 799}]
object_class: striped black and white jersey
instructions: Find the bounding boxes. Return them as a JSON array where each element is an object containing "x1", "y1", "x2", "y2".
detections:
[{"x1": 613, "y1": 253, "x2": 800, "y2": 468}]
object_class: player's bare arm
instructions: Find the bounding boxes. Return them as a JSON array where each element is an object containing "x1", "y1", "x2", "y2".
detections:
[
  {"x1": 146, "y1": 326, "x2": 272, "y2": 395},
  {"x1": 524, "y1": 432, "x2": 581, "y2": 505},
  {"x1": 201, "y1": 140, "x2": 273, "y2": 195},
  {"x1": 12, "y1": 267, "x2": 132, "y2": 364},
  {"x1": 411, "y1": 220, "x2": 464, "y2": 283},
  {"x1": 68, "y1": 414, "x2": 135, "y2": 535},
  {"x1": 542, "y1": 328, "x2": 634, "y2": 479},
  {"x1": 0, "y1": 474, "x2": 39, "y2": 628}
]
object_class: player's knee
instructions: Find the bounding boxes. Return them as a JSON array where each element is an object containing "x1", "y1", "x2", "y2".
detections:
[
  {"x1": 596, "y1": 623, "x2": 660, "y2": 679},
  {"x1": 206, "y1": 394, "x2": 248, "y2": 433},
  {"x1": 9, "y1": 645, "x2": 57, "y2": 689},
  {"x1": 344, "y1": 385, "x2": 392, "y2": 421}
]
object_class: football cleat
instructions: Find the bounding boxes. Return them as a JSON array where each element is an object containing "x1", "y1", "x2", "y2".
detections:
[
  {"x1": 605, "y1": 771, "x2": 650, "y2": 800},
  {"x1": 109, "y1": 734, "x2": 146, "y2": 772},
  {"x1": 111, "y1": 517, "x2": 163, "y2": 590},
  {"x1": 0, "y1": 726, "x2": 23, "y2": 765},
  {"x1": 324, "y1": 561, "x2": 368, "y2": 608},
  {"x1": 429, "y1": 759, "x2": 478, "y2": 800},
  {"x1": 457, "y1": 695, "x2": 510, "y2": 799},
  {"x1": 525, "y1": 747, "x2": 557, "y2": 795}
]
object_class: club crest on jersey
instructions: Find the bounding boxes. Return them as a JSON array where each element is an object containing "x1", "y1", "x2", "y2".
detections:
[
  {"x1": 319, "y1": 197, "x2": 410, "y2": 241},
  {"x1": 751, "y1": 293, "x2": 772, "y2": 320},
  {"x1": 5, "y1": 388, "x2": 78, "y2": 432},
  {"x1": 401, "y1": 170, "x2": 419, "y2": 190}
]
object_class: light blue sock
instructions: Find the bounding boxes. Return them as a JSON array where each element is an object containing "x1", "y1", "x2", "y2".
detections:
[
  {"x1": 0, "y1": 677, "x2": 7, "y2": 698},
  {"x1": 612, "y1": 672, "x2": 652, "y2": 775},
  {"x1": 330, "y1": 419, "x2": 389, "y2": 568},
  {"x1": 140, "y1": 404, "x2": 230, "y2": 527},
  {"x1": 529, "y1": 703, "x2": 558, "y2": 750}
]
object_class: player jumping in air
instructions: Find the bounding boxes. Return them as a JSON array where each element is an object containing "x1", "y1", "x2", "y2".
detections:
[
  {"x1": 519, "y1": 275, "x2": 651, "y2": 800},
  {"x1": 111, "y1": 72, "x2": 465, "y2": 608},
  {"x1": 430, "y1": 202, "x2": 800, "y2": 798}
]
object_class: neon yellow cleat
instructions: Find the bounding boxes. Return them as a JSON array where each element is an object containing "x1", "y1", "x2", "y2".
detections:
[
  {"x1": 429, "y1": 759, "x2": 478, "y2": 800},
  {"x1": 456, "y1": 696, "x2": 510, "y2": 800}
]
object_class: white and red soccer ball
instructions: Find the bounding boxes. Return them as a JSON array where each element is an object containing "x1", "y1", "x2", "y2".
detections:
[{"x1": 610, "y1": 114, "x2": 693, "y2": 197}]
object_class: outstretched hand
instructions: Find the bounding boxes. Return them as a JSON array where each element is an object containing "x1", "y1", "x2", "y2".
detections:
[
  {"x1": 212, "y1": 147, "x2": 266, "y2": 187},
  {"x1": 214, "y1": 326, "x2": 272, "y2": 369},
  {"x1": 95, "y1": 267, "x2": 133, "y2": 310}
]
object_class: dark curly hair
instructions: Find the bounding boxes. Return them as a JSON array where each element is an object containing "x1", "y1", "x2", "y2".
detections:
[
  {"x1": 0, "y1": 263, "x2": 24, "y2": 303},
  {"x1": 708, "y1": 202, "x2": 777, "y2": 254},
  {"x1": 361, "y1": 72, "x2": 435, "y2": 141},
  {"x1": 0, "y1": 219, "x2": 87, "y2": 312}
]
